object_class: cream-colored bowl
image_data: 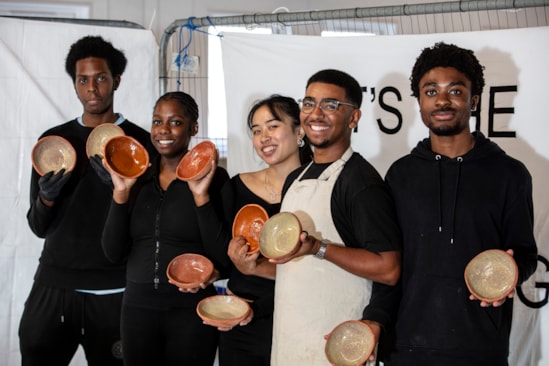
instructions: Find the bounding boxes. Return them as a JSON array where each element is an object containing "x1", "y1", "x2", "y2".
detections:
[
  {"x1": 325, "y1": 320, "x2": 375, "y2": 366},
  {"x1": 259, "y1": 211, "x2": 301, "y2": 259},
  {"x1": 31, "y1": 135, "x2": 76, "y2": 176},
  {"x1": 86, "y1": 123, "x2": 125, "y2": 158},
  {"x1": 196, "y1": 295, "x2": 251, "y2": 328}
]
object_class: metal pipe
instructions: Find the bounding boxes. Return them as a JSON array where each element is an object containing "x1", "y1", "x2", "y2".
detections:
[{"x1": 159, "y1": 0, "x2": 549, "y2": 94}]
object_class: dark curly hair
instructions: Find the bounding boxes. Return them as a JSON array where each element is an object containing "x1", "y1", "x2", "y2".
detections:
[
  {"x1": 306, "y1": 69, "x2": 363, "y2": 108},
  {"x1": 410, "y1": 42, "x2": 485, "y2": 98},
  {"x1": 247, "y1": 94, "x2": 313, "y2": 165},
  {"x1": 65, "y1": 35, "x2": 127, "y2": 81},
  {"x1": 154, "y1": 91, "x2": 199, "y2": 123}
]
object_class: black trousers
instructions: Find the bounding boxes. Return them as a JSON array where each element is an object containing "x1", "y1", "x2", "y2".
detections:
[
  {"x1": 19, "y1": 283, "x2": 123, "y2": 366},
  {"x1": 121, "y1": 304, "x2": 218, "y2": 366}
]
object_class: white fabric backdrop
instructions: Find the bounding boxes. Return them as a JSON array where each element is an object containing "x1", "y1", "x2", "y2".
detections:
[
  {"x1": 0, "y1": 17, "x2": 158, "y2": 365},
  {"x1": 221, "y1": 27, "x2": 549, "y2": 365}
]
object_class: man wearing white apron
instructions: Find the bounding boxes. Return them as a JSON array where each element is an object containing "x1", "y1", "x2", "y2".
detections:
[{"x1": 271, "y1": 69, "x2": 402, "y2": 365}]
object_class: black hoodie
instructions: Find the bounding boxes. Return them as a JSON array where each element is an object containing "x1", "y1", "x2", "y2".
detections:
[{"x1": 383, "y1": 131, "x2": 537, "y2": 365}]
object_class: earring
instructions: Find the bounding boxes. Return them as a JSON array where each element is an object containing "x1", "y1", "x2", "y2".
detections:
[{"x1": 298, "y1": 138, "x2": 305, "y2": 148}]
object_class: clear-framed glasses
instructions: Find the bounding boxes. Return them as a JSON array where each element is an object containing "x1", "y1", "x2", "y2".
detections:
[{"x1": 298, "y1": 97, "x2": 357, "y2": 115}]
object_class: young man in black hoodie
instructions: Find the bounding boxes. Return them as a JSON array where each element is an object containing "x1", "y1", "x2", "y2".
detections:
[
  {"x1": 366, "y1": 42, "x2": 538, "y2": 366},
  {"x1": 20, "y1": 36, "x2": 154, "y2": 365}
]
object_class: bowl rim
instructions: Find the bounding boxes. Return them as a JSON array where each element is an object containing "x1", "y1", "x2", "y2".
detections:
[
  {"x1": 166, "y1": 253, "x2": 214, "y2": 289},
  {"x1": 325, "y1": 320, "x2": 375, "y2": 366},
  {"x1": 464, "y1": 248, "x2": 518, "y2": 302},
  {"x1": 259, "y1": 211, "x2": 301, "y2": 259},
  {"x1": 176, "y1": 140, "x2": 216, "y2": 181},
  {"x1": 232, "y1": 203, "x2": 269, "y2": 254},
  {"x1": 31, "y1": 135, "x2": 77, "y2": 176},
  {"x1": 86, "y1": 123, "x2": 125, "y2": 158},
  {"x1": 102, "y1": 135, "x2": 150, "y2": 179},
  {"x1": 196, "y1": 294, "x2": 251, "y2": 327}
]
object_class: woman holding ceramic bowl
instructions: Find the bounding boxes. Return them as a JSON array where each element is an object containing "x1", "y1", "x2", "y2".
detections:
[
  {"x1": 215, "y1": 95, "x2": 312, "y2": 366},
  {"x1": 101, "y1": 91, "x2": 230, "y2": 366}
]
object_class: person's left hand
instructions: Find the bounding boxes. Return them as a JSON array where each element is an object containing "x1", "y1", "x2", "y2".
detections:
[
  {"x1": 268, "y1": 230, "x2": 319, "y2": 264},
  {"x1": 469, "y1": 249, "x2": 515, "y2": 308}
]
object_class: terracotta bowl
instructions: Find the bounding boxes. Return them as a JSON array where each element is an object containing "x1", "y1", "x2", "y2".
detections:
[
  {"x1": 259, "y1": 211, "x2": 301, "y2": 259},
  {"x1": 232, "y1": 204, "x2": 269, "y2": 254},
  {"x1": 86, "y1": 123, "x2": 125, "y2": 158},
  {"x1": 103, "y1": 135, "x2": 149, "y2": 179},
  {"x1": 166, "y1": 253, "x2": 214, "y2": 289},
  {"x1": 464, "y1": 249, "x2": 518, "y2": 302},
  {"x1": 31, "y1": 135, "x2": 76, "y2": 176},
  {"x1": 196, "y1": 295, "x2": 251, "y2": 328},
  {"x1": 176, "y1": 140, "x2": 216, "y2": 181},
  {"x1": 325, "y1": 320, "x2": 376, "y2": 366}
]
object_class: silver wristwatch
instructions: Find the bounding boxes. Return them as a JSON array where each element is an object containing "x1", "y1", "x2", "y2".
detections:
[{"x1": 315, "y1": 239, "x2": 328, "y2": 259}]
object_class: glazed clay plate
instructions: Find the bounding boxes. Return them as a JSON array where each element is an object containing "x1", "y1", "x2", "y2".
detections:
[
  {"x1": 196, "y1": 295, "x2": 251, "y2": 328},
  {"x1": 86, "y1": 123, "x2": 125, "y2": 158},
  {"x1": 464, "y1": 249, "x2": 518, "y2": 302},
  {"x1": 31, "y1": 135, "x2": 76, "y2": 176},
  {"x1": 103, "y1": 135, "x2": 149, "y2": 179},
  {"x1": 259, "y1": 211, "x2": 301, "y2": 259},
  {"x1": 176, "y1": 140, "x2": 216, "y2": 181},
  {"x1": 325, "y1": 320, "x2": 376, "y2": 366},
  {"x1": 166, "y1": 253, "x2": 214, "y2": 289},
  {"x1": 232, "y1": 204, "x2": 269, "y2": 254}
]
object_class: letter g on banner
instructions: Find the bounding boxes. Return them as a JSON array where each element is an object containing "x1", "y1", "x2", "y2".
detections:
[{"x1": 517, "y1": 255, "x2": 549, "y2": 309}]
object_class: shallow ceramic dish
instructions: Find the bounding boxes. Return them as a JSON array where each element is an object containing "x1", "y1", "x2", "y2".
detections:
[
  {"x1": 176, "y1": 140, "x2": 216, "y2": 181},
  {"x1": 196, "y1": 295, "x2": 251, "y2": 328},
  {"x1": 232, "y1": 204, "x2": 269, "y2": 254},
  {"x1": 259, "y1": 211, "x2": 301, "y2": 259},
  {"x1": 31, "y1": 135, "x2": 76, "y2": 176},
  {"x1": 464, "y1": 249, "x2": 518, "y2": 302},
  {"x1": 166, "y1": 253, "x2": 214, "y2": 289},
  {"x1": 325, "y1": 320, "x2": 376, "y2": 366},
  {"x1": 103, "y1": 135, "x2": 149, "y2": 179},
  {"x1": 86, "y1": 123, "x2": 125, "y2": 158}
]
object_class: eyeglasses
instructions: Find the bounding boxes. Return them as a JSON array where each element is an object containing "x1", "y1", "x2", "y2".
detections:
[{"x1": 298, "y1": 98, "x2": 357, "y2": 115}]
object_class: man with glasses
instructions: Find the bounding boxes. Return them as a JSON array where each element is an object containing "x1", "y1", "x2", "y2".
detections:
[{"x1": 269, "y1": 69, "x2": 402, "y2": 365}]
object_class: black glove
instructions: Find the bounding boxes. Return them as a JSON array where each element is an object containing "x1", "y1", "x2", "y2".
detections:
[
  {"x1": 89, "y1": 154, "x2": 113, "y2": 188},
  {"x1": 38, "y1": 169, "x2": 72, "y2": 202}
]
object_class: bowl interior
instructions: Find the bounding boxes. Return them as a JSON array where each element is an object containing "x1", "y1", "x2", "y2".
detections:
[
  {"x1": 176, "y1": 140, "x2": 216, "y2": 181},
  {"x1": 325, "y1": 321, "x2": 375, "y2": 366},
  {"x1": 103, "y1": 135, "x2": 149, "y2": 179},
  {"x1": 31, "y1": 135, "x2": 76, "y2": 176},
  {"x1": 167, "y1": 253, "x2": 214, "y2": 288},
  {"x1": 232, "y1": 204, "x2": 269, "y2": 254},
  {"x1": 86, "y1": 123, "x2": 125, "y2": 158},
  {"x1": 196, "y1": 295, "x2": 250, "y2": 327},
  {"x1": 259, "y1": 211, "x2": 301, "y2": 259},
  {"x1": 464, "y1": 249, "x2": 518, "y2": 302}
]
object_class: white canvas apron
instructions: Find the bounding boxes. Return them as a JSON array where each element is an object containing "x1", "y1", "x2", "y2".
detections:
[{"x1": 271, "y1": 147, "x2": 373, "y2": 365}]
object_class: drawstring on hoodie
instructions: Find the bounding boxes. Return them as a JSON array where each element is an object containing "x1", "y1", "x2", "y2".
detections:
[
  {"x1": 450, "y1": 157, "x2": 463, "y2": 244},
  {"x1": 435, "y1": 154, "x2": 463, "y2": 245}
]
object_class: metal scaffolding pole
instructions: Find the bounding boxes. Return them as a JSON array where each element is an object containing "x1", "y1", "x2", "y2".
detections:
[{"x1": 159, "y1": 0, "x2": 549, "y2": 94}]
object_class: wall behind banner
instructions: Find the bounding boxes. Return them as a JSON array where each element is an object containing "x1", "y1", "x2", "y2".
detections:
[
  {"x1": 221, "y1": 27, "x2": 549, "y2": 366},
  {"x1": 0, "y1": 17, "x2": 158, "y2": 365}
]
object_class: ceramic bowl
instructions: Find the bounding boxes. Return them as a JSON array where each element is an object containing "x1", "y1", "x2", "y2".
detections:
[
  {"x1": 464, "y1": 249, "x2": 518, "y2": 302},
  {"x1": 232, "y1": 204, "x2": 269, "y2": 254},
  {"x1": 196, "y1": 295, "x2": 251, "y2": 328},
  {"x1": 176, "y1": 140, "x2": 216, "y2": 181},
  {"x1": 86, "y1": 123, "x2": 125, "y2": 158},
  {"x1": 103, "y1": 135, "x2": 149, "y2": 179},
  {"x1": 259, "y1": 211, "x2": 301, "y2": 259},
  {"x1": 325, "y1": 320, "x2": 376, "y2": 366},
  {"x1": 166, "y1": 253, "x2": 214, "y2": 289},
  {"x1": 31, "y1": 135, "x2": 77, "y2": 176}
]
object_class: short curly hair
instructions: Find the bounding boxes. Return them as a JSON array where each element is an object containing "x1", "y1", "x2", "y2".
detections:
[
  {"x1": 65, "y1": 35, "x2": 127, "y2": 81},
  {"x1": 306, "y1": 69, "x2": 363, "y2": 108},
  {"x1": 410, "y1": 42, "x2": 485, "y2": 98}
]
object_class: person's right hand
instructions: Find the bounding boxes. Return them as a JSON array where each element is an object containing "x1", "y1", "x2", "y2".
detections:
[
  {"x1": 38, "y1": 169, "x2": 72, "y2": 202},
  {"x1": 228, "y1": 236, "x2": 261, "y2": 275},
  {"x1": 89, "y1": 154, "x2": 113, "y2": 188}
]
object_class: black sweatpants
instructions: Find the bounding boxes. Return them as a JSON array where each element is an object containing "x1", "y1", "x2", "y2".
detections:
[
  {"x1": 19, "y1": 283, "x2": 123, "y2": 366},
  {"x1": 121, "y1": 304, "x2": 218, "y2": 366}
]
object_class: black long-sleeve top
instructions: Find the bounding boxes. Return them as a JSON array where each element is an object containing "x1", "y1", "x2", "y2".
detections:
[
  {"x1": 102, "y1": 156, "x2": 231, "y2": 310},
  {"x1": 27, "y1": 118, "x2": 153, "y2": 290}
]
